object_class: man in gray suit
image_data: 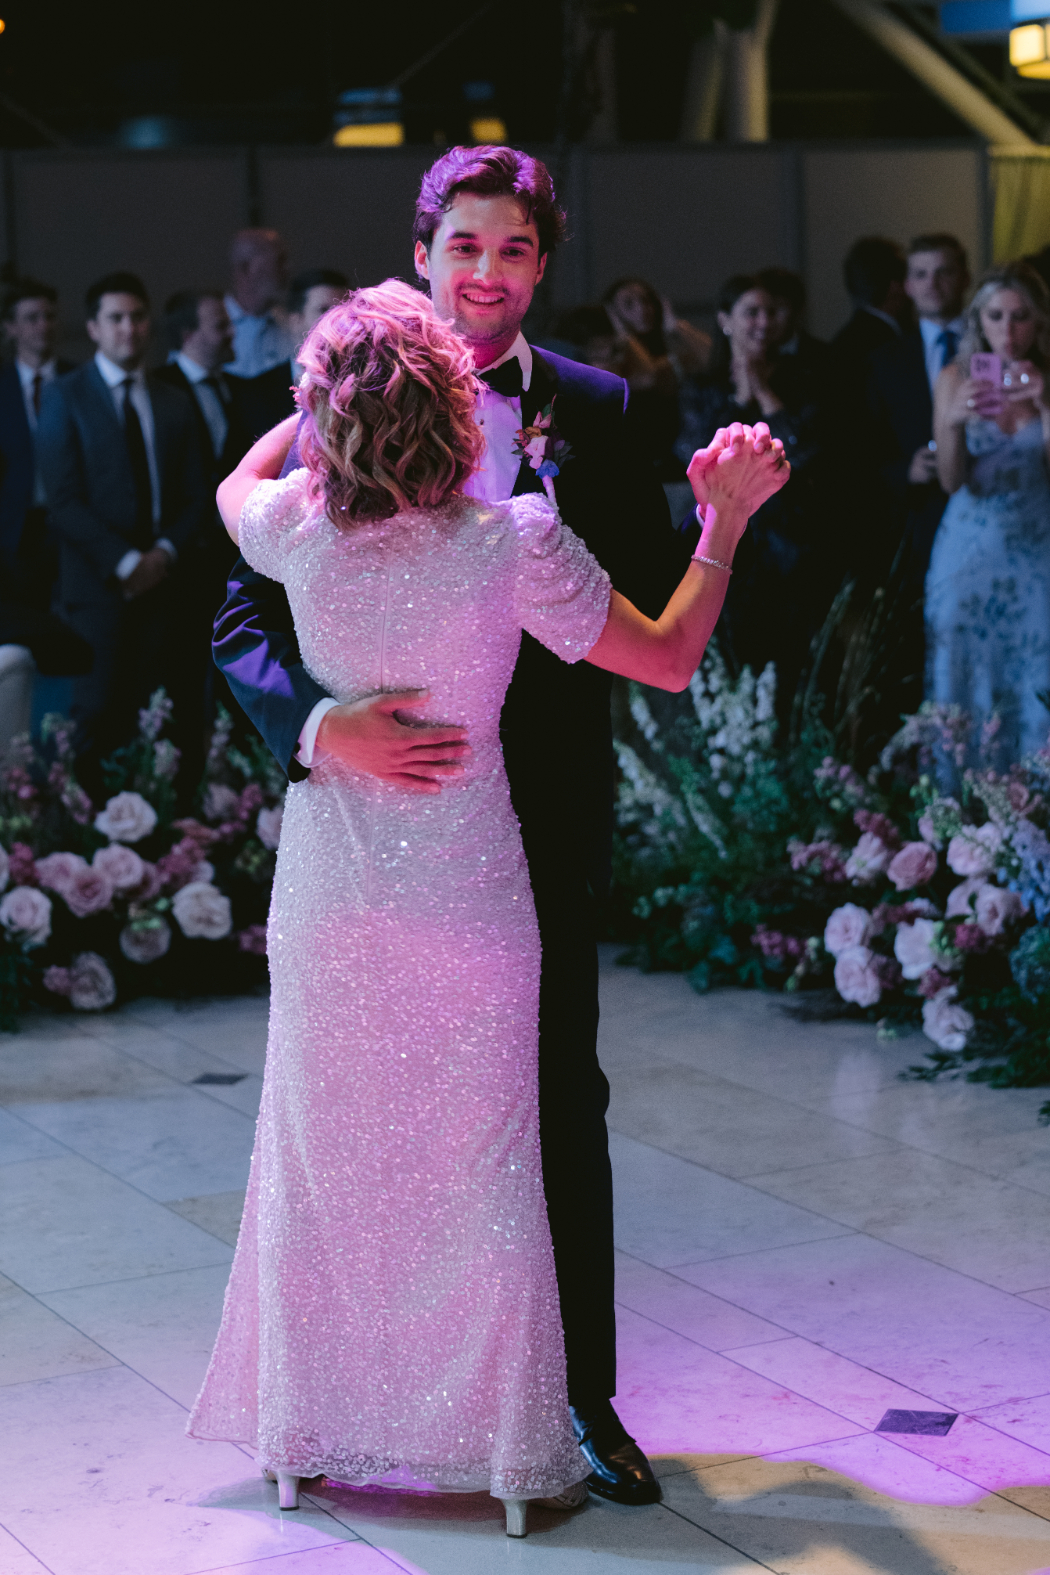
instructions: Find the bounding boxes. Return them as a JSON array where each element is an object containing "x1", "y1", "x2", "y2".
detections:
[{"x1": 37, "y1": 271, "x2": 208, "y2": 797}]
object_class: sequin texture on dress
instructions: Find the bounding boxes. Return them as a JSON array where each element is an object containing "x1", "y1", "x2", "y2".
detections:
[{"x1": 187, "y1": 471, "x2": 610, "y2": 1499}]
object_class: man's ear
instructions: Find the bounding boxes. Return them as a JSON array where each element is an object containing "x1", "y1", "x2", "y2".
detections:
[
  {"x1": 536, "y1": 253, "x2": 548, "y2": 285},
  {"x1": 85, "y1": 319, "x2": 101, "y2": 346},
  {"x1": 413, "y1": 241, "x2": 430, "y2": 282}
]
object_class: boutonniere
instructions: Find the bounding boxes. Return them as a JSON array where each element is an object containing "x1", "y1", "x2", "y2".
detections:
[{"x1": 513, "y1": 397, "x2": 573, "y2": 502}]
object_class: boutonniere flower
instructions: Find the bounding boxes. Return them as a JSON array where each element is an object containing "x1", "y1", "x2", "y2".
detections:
[{"x1": 513, "y1": 397, "x2": 573, "y2": 502}]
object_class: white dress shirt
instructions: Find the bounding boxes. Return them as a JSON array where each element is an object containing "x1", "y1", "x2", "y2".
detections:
[
  {"x1": 94, "y1": 351, "x2": 176, "y2": 580},
  {"x1": 16, "y1": 358, "x2": 58, "y2": 504},
  {"x1": 173, "y1": 350, "x2": 228, "y2": 458},
  {"x1": 223, "y1": 294, "x2": 291, "y2": 379},
  {"x1": 919, "y1": 314, "x2": 966, "y2": 396},
  {"x1": 294, "y1": 333, "x2": 534, "y2": 767}
]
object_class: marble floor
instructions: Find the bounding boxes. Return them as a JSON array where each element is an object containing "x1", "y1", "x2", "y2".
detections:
[{"x1": 2, "y1": 950, "x2": 1050, "y2": 1574}]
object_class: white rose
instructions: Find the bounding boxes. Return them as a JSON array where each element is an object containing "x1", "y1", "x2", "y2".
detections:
[
  {"x1": 0, "y1": 843, "x2": 8, "y2": 893},
  {"x1": 824, "y1": 903, "x2": 872, "y2": 958},
  {"x1": 946, "y1": 823, "x2": 1002, "y2": 879},
  {"x1": 894, "y1": 917, "x2": 938, "y2": 980},
  {"x1": 202, "y1": 783, "x2": 240, "y2": 822},
  {"x1": 945, "y1": 878, "x2": 982, "y2": 919},
  {"x1": 256, "y1": 806, "x2": 283, "y2": 850},
  {"x1": 119, "y1": 920, "x2": 172, "y2": 964},
  {"x1": 0, "y1": 885, "x2": 52, "y2": 947},
  {"x1": 94, "y1": 791, "x2": 158, "y2": 844},
  {"x1": 974, "y1": 884, "x2": 1026, "y2": 937},
  {"x1": 922, "y1": 987, "x2": 974, "y2": 1052},
  {"x1": 172, "y1": 881, "x2": 232, "y2": 940},
  {"x1": 92, "y1": 843, "x2": 145, "y2": 892},
  {"x1": 191, "y1": 860, "x2": 215, "y2": 884},
  {"x1": 845, "y1": 832, "x2": 892, "y2": 884},
  {"x1": 63, "y1": 865, "x2": 114, "y2": 919},
  {"x1": 68, "y1": 952, "x2": 117, "y2": 1012},
  {"x1": 834, "y1": 945, "x2": 882, "y2": 1007},
  {"x1": 35, "y1": 851, "x2": 89, "y2": 897}
]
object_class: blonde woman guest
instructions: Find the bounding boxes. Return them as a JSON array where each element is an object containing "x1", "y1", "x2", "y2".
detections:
[
  {"x1": 187, "y1": 280, "x2": 786, "y2": 1536},
  {"x1": 930, "y1": 262, "x2": 1050, "y2": 759}
]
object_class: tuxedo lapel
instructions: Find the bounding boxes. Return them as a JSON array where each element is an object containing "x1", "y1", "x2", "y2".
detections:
[{"x1": 511, "y1": 347, "x2": 555, "y2": 498}]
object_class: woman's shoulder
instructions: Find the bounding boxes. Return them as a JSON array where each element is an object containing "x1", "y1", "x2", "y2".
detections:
[
  {"x1": 243, "y1": 467, "x2": 315, "y2": 527},
  {"x1": 503, "y1": 491, "x2": 562, "y2": 551}
]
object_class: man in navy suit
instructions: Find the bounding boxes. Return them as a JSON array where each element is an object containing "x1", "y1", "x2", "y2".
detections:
[
  {"x1": 37, "y1": 271, "x2": 208, "y2": 795},
  {"x1": 213, "y1": 146, "x2": 694, "y2": 1506}
]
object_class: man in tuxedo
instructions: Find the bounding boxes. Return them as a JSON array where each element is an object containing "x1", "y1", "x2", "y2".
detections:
[
  {"x1": 238, "y1": 268, "x2": 349, "y2": 439},
  {"x1": 831, "y1": 236, "x2": 909, "y2": 391},
  {"x1": 36, "y1": 271, "x2": 208, "y2": 796},
  {"x1": 757, "y1": 266, "x2": 832, "y2": 383},
  {"x1": 213, "y1": 146, "x2": 694, "y2": 1506},
  {"x1": 862, "y1": 234, "x2": 970, "y2": 719},
  {"x1": 224, "y1": 228, "x2": 292, "y2": 379}
]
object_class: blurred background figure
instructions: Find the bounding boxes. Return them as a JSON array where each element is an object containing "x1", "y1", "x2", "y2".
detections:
[
  {"x1": 238, "y1": 266, "x2": 348, "y2": 437},
  {"x1": 0, "y1": 278, "x2": 90, "y2": 750},
  {"x1": 37, "y1": 271, "x2": 207, "y2": 801},
  {"x1": 674, "y1": 272, "x2": 832, "y2": 712},
  {"x1": 224, "y1": 228, "x2": 292, "y2": 379},
  {"x1": 831, "y1": 236, "x2": 909, "y2": 395},
  {"x1": 864, "y1": 233, "x2": 970, "y2": 719},
  {"x1": 756, "y1": 266, "x2": 831, "y2": 381},
  {"x1": 928, "y1": 262, "x2": 1050, "y2": 762}
]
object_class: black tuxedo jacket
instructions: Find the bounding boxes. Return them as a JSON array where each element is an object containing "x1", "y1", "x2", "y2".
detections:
[
  {"x1": 831, "y1": 307, "x2": 901, "y2": 375},
  {"x1": 866, "y1": 330, "x2": 947, "y2": 575},
  {"x1": 0, "y1": 359, "x2": 75, "y2": 575},
  {"x1": 212, "y1": 346, "x2": 692, "y2": 893},
  {"x1": 239, "y1": 359, "x2": 297, "y2": 441},
  {"x1": 154, "y1": 362, "x2": 254, "y2": 483},
  {"x1": 37, "y1": 362, "x2": 208, "y2": 609}
]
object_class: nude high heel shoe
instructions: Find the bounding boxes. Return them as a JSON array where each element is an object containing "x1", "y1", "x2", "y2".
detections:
[
  {"x1": 262, "y1": 1467, "x2": 301, "y2": 1510},
  {"x1": 500, "y1": 1497, "x2": 527, "y2": 1536}
]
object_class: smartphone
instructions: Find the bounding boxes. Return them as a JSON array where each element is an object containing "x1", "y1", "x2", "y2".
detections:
[{"x1": 971, "y1": 352, "x2": 1002, "y2": 385}]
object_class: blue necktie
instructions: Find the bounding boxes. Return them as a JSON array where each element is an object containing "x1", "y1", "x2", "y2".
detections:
[{"x1": 938, "y1": 328, "x2": 959, "y2": 372}]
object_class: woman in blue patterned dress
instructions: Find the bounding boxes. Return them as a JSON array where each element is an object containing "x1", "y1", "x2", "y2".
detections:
[{"x1": 928, "y1": 263, "x2": 1050, "y2": 760}]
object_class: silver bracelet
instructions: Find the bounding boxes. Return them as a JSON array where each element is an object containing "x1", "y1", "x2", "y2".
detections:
[{"x1": 694, "y1": 552, "x2": 733, "y2": 574}]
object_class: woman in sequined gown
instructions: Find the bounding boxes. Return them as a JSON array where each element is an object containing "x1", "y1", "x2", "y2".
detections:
[
  {"x1": 929, "y1": 264, "x2": 1050, "y2": 761},
  {"x1": 187, "y1": 282, "x2": 786, "y2": 1514}
]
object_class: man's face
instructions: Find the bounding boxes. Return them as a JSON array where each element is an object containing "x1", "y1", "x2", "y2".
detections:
[
  {"x1": 182, "y1": 296, "x2": 234, "y2": 372},
  {"x1": 237, "y1": 240, "x2": 290, "y2": 315},
  {"x1": 906, "y1": 249, "x2": 969, "y2": 321},
  {"x1": 289, "y1": 284, "x2": 344, "y2": 347},
  {"x1": 5, "y1": 296, "x2": 58, "y2": 363},
  {"x1": 86, "y1": 293, "x2": 151, "y2": 369},
  {"x1": 767, "y1": 295, "x2": 797, "y2": 347},
  {"x1": 414, "y1": 193, "x2": 546, "y2": 357}
]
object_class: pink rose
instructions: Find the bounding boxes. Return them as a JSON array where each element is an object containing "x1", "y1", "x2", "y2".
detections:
[
  {"x1": 974, "y1": 884, "x2": 1026, "y2": 937},
  {"x1": 92, "y1": 843, "x2": 144, "y2": 892},
  {"x1": 845, "y1": 832, "x2": 892, "y2": 884},
  {"x1": 894, "y1": 917, "x2": 939, "y2": 980},
  {"x1": 171, "y1": 881, "x2": 232, "y2": 940},
  {"x1": 922, "y1": 987, "x2": 973, "y2": 1051},
  {"x1": 946, "y1": 824, "x2": 1002, "y2": 878},
  {"x1": 67, "y1": 952, "x2": 117, "y2": 1012},
  {"x1": 887, "y1": 841, "x2": 938, "y2": 892},
  {"x1": 35, "y1": 851, "x2": 89, "y2": 897},
  {"x1": 0, "y1": 885, "x2": 51, "y2": 947},
  {"x1": 63, "y1": 865, "x2": 114, "y2": 918},
  {"x1": 119, "y1": 919, "x2": 172, "y2": 964},
  {"x1": 43, "y1": 965, "x2": 72, "y2": 996},
  {"x1": 945, "y1": 878, "x2": 982, "y2": 919},
  {"x1": 824, "y1": 903, "x2": 872, "y2": 957},
  {"x1": 834, "y1": 945, "x2": 882, "y2": 1007}
]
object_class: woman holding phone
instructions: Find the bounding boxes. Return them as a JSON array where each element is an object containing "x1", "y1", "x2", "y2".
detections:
[{"x1": 928, "y1": 262, "x2": 1050, "y2": 760}]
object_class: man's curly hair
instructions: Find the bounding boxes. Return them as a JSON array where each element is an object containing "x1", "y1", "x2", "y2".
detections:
[{"x1": 296, "y1": 279, "x2": 483, "y2": 526}]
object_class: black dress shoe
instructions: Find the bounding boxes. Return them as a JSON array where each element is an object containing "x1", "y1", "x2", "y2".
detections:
[{"x1": 570, "y1": 1401, "x2": 662, "y2": 1505}]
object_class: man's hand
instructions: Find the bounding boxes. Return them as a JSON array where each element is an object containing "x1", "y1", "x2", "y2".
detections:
[
  {"x1": 908, "y1": 445, "x2": 939, "y2": 485},
  {"x1": 122, "y1": 546, "x2": 172, "y2": 600},
  {"x1": 315, "y1": 690, "x2": 471, "y2": 794}
]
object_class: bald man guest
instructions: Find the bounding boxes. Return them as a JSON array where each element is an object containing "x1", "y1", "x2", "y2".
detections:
[{"x1": 224, "y1": 228, "x2": 292, "y2": 379}]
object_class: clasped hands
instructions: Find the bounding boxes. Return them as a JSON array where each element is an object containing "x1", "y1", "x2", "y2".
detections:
[
  {"x1": 315, "y1": 422, "x2": 788, "y2": 795},
  {"x1": 948, "y1": 359, "x2": 1048, "y2": 427}
]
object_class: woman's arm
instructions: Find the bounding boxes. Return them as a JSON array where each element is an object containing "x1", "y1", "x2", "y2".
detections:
[
  {"x1": 586, "y1": 424, "x2": 788, "y2": 691},
  {"x1": 217, "y1": 414, "x2": 302, "y2": 541},
  {"x1": 934, "y1": 365, "x2": 1002, "y2": 494}
]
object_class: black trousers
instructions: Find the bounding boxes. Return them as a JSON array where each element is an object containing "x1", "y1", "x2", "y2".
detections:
[{"x1": 528, "y1": 855, "x2": 616, "y2": 1409}]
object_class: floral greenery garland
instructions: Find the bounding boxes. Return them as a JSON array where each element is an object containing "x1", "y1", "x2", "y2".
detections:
[
  {"x1": 0, "y1": 693, "x2": 284, "y2": 1029},
  {"x1": 609, "y1": 650, "x2": 1050, "y2": 1115}
]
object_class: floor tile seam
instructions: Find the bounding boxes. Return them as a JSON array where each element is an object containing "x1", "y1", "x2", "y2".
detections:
[
  {"x1": 970, "y1": 1388, "x2": 1050, "y2": 1418},
  {"x1": 993, "y1": 1487, "x2": 1050, "y2": 1524},
  {"x1": 108, "y1": 1028, "x2": 268, "y2": 1092},
  {"x1": 160, "y1": 1199, "x2": 245, "y2": 1249},
  {"x1": 657, "y1": 1498, "x2": 779, "y2": 1570},
  {"x1": 892, "y1": 1410, "x2": 1050, "y2": 1468},
  {"x1": 714, "y1": 1334, "x2": 967, "y2": 1412},
  {"x1": 612, "y1": 1294, "x2": 796, "y2": 1358},
  {"x1": 23, "y1": 1253, "x2": 233, "y2": 1298},
  {"x1": 10, "y1": 1075, "x2": 261, "y2": 1129},
  {"x1": 656, "y1": 1227, "x2": 860, "y2": 1272},
  {"x1": 0, "y1": 1519, "x2": 59, "y2": 1575},
  {"x1": 738, "y1": 1138, "x2": 1050, "y2": 1200}
]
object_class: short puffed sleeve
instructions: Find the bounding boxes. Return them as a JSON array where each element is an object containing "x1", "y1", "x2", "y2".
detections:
[
  {"x1": 509, "y1": 493, "x2": 611, "y2": 663},
  {"x1": 237, "y1": 470, "x2": 313, "y2": 583}
]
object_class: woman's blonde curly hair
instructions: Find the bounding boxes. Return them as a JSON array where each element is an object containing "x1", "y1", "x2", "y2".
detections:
[{"x1": 295, "y1": 278, "x2": 483, "y2": 526}]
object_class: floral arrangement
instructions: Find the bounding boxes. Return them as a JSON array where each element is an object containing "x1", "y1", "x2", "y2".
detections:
[
  {"x1": 0, "y1": 693, "x2": 284, "y2": 1027},
  {"x1": 513, "y1": 397, "x2": 573, "y2": 502},
  {"x1": 611, "y1": 655, "x2": 1050, "y2": 1109}
]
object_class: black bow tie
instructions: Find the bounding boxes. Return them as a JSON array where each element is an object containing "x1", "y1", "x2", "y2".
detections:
[{"x1": 479, "y1": 357, "x2": 523, "y2": 398}]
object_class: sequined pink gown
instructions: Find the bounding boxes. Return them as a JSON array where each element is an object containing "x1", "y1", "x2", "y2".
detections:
[{"x1": 188, "y1": 472, "x2": 609, "y2": 1499}]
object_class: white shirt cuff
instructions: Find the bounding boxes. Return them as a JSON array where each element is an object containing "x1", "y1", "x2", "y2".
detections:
[
  {"x1": 115, "y1": 549, "x2": 142, "y2": 581},
  {"x1": 156, "y1": 538, "x2": 177, "y2": 560},
  {"x1": 295, "y1": 697, "x2": 339, "y2": 767}
]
